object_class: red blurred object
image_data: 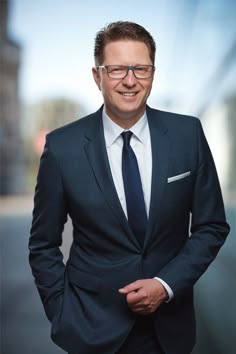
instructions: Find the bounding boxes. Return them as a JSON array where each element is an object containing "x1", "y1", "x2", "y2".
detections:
[{"x1": 34, "y1": 130, "x2": 49, "y2": 156}]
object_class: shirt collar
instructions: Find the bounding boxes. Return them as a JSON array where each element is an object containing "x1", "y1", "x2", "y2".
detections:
[{"x1": 102, "y1": 108, "x2": 148, "y2": 148}]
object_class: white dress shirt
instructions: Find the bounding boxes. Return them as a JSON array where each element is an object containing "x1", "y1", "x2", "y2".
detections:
[
  {"x1": 102, "y1": 108, "x2": 174, "y2": 300},
  {"x1": 103, "y1": 109, "x2": 152, "y2": 218}
]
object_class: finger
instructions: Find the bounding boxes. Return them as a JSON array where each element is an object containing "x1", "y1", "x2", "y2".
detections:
[
  {"x1": 126, "y1": 291, "x2": 143, "y2": 304},
  {"x1": 118, "y1": 280, "x2": 142, "y2": 294},
  {"x1": 129, "y1": 302, "x2": 155, "y2": 315},
  {"x1": 128, "y1": 305, "x2": 149, "y2": 315},
  {"x1": 128, "y1": 302, "x2": 144, "y2": 311}
]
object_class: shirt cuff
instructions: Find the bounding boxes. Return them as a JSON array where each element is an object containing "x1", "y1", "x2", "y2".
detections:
[{"x1": 154, "y1": 277, "x2": 174, "y2": 302}]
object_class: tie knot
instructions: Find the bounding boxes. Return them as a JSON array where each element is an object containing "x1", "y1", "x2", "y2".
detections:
[{"x1": 121, "y1": 131, "x2": 133, "y2": 147}]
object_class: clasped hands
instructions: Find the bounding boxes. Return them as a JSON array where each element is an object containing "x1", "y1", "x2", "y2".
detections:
[{"x1": 119, "y1": 279, "x2": 168, "y2": 315}]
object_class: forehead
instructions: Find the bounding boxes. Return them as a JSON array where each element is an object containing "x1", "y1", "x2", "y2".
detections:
[{"x1": 103, "y1": 40, "x2": 151, "y2": 64}]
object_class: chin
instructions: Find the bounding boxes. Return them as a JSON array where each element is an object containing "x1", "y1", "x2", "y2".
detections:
[{"x1": 119, "y1": 102, "x2": 141, "y2": 112}]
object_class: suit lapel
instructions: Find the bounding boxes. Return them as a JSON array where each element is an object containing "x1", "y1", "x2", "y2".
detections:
[
  {"x1": 83, "y1": 108, "x2": 140, "y2": 248},
  {"x1": 83, "y1": 106, "x2": 169, "y2": 249},
  {"x1": 144, "y1": 107, "x2": 169, "y2": 247}
]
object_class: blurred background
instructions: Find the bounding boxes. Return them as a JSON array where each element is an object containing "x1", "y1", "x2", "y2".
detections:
[{"x1": 0, "y1": 0, "x2": 235, "y2": 353}]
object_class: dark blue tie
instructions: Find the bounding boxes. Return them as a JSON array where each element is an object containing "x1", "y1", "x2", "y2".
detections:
[{"x1": 121, "y1": 131, "x2": 147, "y2": 246}]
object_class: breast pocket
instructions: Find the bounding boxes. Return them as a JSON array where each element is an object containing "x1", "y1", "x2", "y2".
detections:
[
  {"x1": 165, "y1": 170, "x2": 193, "y2": 214},
  {"x1": 167, "y1": 171, "x2": 191, "y2": 183}
]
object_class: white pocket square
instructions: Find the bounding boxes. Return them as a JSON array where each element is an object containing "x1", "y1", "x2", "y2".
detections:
[{"x1": 167, "y1": 171, "x2": 191, "y2": 183}]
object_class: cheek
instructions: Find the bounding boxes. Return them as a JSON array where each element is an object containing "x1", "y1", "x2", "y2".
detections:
[
  {"x1": 100, "y1": 81, "x2": 116, "y2": 97},
  {"x1": 143, "y1": 83, "x2": 153, "y2": 96}
]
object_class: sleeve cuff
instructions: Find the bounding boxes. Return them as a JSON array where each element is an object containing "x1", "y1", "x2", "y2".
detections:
[{"x1": 154, "y1": 277, "x2": 174, "y2": 302}]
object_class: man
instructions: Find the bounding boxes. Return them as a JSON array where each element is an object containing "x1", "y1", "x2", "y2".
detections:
[{"x1": 29, "y1": 21, "x2": 230, "y2": 354}]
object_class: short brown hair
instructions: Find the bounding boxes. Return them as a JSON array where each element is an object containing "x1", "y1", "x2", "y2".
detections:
[{"x1": 94, "y1": 21, "x2": 156, "y2": 66}]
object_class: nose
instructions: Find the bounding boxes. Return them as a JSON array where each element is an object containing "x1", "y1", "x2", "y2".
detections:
[{"x1": 122, "y1": 68, "x2": 137, "y2": 86}]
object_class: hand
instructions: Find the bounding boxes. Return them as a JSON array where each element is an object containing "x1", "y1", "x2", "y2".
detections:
[{"x1": 119, "y1": 279, "x2": 168, "y2": 315}]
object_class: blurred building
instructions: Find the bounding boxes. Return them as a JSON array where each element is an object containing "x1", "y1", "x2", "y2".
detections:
[
  {"x1": 225, "y1": 95, "x2": 236, "y2": 196},
  {"x1": 23, "y1": 97, "x2": 80, "y2": 153},
  {"x1": 0, "y1": 0, "x2": 24, "y2": 195},
  {"x1": 22, "y1": 97, "x2": 80, "y2": 192},
  {"x1": 32, "y1": 98, "x2": 80, "y2": 133}
]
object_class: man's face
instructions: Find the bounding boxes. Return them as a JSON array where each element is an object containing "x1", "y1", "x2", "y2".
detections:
[{"x1": 92, "y1": 40, "x2": 155, "y2": 128}]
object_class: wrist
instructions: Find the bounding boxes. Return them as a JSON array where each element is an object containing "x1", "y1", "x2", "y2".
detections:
[{"x1": 154, "y1": 277, "x2": 174, "y2": 302}]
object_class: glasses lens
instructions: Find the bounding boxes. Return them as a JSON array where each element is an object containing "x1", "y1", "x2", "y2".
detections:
[
  {"x1": 106, "y1": 65, "x2": 154, "y2": 79},
  {"x1": 107, "y1": 66, "x2": 127, "y2": 79},
  {"x1": 134, "y1": 65, "x2": 153, "y2": 78}
]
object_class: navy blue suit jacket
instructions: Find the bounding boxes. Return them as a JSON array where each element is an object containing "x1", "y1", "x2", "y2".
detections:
[{"x1": 29, "y1": 105, "x2": 229, "y2": 354}]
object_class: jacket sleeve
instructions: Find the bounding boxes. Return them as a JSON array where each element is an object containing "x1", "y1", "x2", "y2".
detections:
[
  {"x1": 157, "y1": 119, "x2": 230, "y2": 297},
  {"x1": 29, "y1": 135, "x2": 67, "y2": 321}
]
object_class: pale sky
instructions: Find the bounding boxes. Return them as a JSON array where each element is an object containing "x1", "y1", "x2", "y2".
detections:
[{"x1": 9, "y1": 0, "x2": 236, "y2": 115}]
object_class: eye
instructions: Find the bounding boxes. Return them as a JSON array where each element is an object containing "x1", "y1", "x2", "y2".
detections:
[
  {"x1": 135, "y1": 66, "x2": 148, "y2": 73},
  {"x1": 109, "y1": 66, "x2": 125, "y2": 74}
]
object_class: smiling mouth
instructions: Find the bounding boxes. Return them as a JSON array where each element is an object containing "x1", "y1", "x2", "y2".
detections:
[{"x1": 119, "y1": 92, "x2": 137, "y2": 96}]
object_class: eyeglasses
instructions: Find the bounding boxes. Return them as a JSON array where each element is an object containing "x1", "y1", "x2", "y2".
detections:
[{"x1": 97, "y1": 65, "x2": 155, "y2": 79}]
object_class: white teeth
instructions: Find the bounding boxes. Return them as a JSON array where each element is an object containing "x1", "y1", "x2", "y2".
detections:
[{"x1": 121, "y1": 92, "x2": 136, "y2": 96}]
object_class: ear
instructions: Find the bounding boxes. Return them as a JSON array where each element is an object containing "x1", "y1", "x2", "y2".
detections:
[{"x1": 92, "y1": 67, "x2": 101, "y2": 91}]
